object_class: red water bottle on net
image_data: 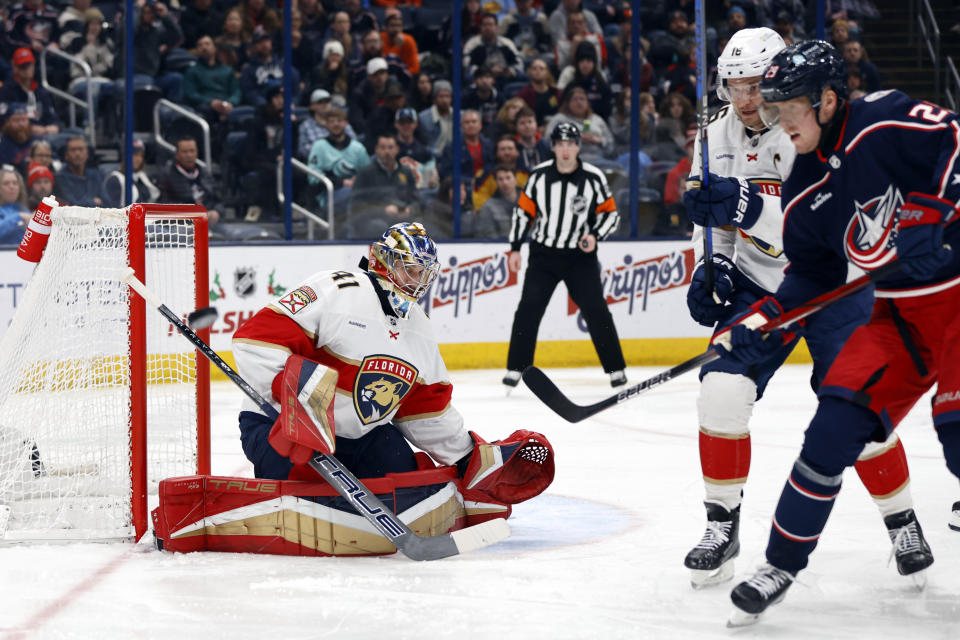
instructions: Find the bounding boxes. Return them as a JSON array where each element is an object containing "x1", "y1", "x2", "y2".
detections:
[{"x1": 17, "y1": 195, "x2": 59, "y2": 263}]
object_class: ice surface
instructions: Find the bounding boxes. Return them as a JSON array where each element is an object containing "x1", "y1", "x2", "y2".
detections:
[{"x1": 2, "y1": 365, "x2": 959, "y2": 639}]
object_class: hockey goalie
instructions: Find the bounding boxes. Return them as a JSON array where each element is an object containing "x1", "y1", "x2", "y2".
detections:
[{"x1": 152, "y1": 222, "x2": 555, "y2": 556}]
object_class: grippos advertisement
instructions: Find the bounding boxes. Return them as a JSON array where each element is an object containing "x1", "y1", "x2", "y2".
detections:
[{"x1": 0, "y1": 241, "x2": 711, "y2": 362}]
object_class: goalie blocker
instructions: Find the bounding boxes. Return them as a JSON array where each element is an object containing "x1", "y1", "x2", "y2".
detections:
[{"x1": 153, "y1": 429, "x2": 554, "y2": 557}]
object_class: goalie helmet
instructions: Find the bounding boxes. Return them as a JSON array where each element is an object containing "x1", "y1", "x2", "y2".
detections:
[
  {"x1": 717, "y1": 27, "x2": 786, "y2": 101},
  {"x1": 368, "y1": 222, "x2": 440, "y2": 318}
]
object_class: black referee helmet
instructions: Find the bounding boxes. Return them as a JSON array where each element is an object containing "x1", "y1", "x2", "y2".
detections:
[{"x1": 551, "y1": 122, "x2": 581, "y2": 145}]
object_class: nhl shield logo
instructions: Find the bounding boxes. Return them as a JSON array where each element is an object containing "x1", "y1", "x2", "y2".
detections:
[
  {"x1": 570, "y1": 194, "x2": 589, "y2": 217},
  {"x1": 234, "y1": 267, "x2": 257, "y2": 297},
  {"x1": 353, "y1": 355, "x2": 418, "y2": 424}
]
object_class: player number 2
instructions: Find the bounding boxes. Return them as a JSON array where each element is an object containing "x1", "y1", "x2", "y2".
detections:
[{"x1": 908, "y1": 102, "x2": 951, "y2": 123}]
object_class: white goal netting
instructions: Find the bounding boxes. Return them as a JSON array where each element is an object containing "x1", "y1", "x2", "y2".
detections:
[{"x1": 0, "y1": 205, "x2": 207, "y2": 542}]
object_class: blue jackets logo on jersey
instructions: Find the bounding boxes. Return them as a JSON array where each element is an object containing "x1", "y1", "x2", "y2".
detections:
[
  {"x1": 353, "y1": 355, "x2": 418, "y2": 424},
  {"x1": 844, "y1": 184, "x2": 903, "y2": 271}
]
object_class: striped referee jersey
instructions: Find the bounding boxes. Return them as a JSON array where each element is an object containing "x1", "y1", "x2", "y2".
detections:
[{"x1": 508, "y1": 159, "x2": 619, "y2": 251}]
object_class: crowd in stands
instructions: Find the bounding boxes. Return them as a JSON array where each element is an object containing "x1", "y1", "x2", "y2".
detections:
[{"x1": 0, "y1": 0, "x2": 884, "y2": 243}]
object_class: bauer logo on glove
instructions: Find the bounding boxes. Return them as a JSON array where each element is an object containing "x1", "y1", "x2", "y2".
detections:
[{"x1": 684, "y1": 174, "x2": 763, "y2": 230}]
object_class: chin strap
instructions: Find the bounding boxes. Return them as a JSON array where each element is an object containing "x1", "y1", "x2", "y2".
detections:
[{"x1": 815, "y1": 99, "x2": 848, "y2": 154}]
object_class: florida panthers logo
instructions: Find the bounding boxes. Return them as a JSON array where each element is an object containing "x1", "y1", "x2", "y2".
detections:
[
  {"x1": 353, "y1": 355, "x2": 418, "y2": 424},
  {"x1": 844, "y1": 184, "x2": 903, "y2": 271}
]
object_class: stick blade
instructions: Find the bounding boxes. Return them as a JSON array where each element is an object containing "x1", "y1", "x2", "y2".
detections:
[
  {"x1": 450, "y1": 517, "x2": 510, "y2": 554},
  {"x1": 521, "y1": 366, "x2": 592, "y2": 423}
]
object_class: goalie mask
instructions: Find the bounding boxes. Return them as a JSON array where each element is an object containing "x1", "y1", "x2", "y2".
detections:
[{"x1": 368, "y1": 222, "x2": 440, "y2": 318}]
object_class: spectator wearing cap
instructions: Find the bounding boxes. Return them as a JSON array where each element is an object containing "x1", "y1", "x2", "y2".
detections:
[
  {"x1": 394, "y1": 107, "x2": 437, "y2": 189},
  {"x1": 473, "y1": 134, "x2": 529, "y2": 210},
  {"x1": 184, "y1": 34, "x2": 240, "y2": 124},
  {"x1": 0, "y1": 48, "x2": 60, "y2": 136},
  {"x1": 117, "y1": 1, "x2": 185, "y2": 103},
  {"x1": 157, "y1": 135, "x2": 222, "y2": 224},
  {"x1": 26, "y1": 162, "x2": 55, "y2": 212},
  {"x1": 842, "y1": 40, "x2": 882, "y2": 93},
  {"x1": 7, "y1": 0, "x2": 60, "y2": 55},
  {"x1": 515, "y1": 58, "x2": 561, "y2": 127},
  {"x1": 239, "y1": 27, "x2": 301, "y2": 106},
  {"x1": 349, "y1": 57, "x2": 399, "y2": 134},
  {"x1": 54, "y1": 135, "x2": 103, "y2": 207},
  {"x1": 718, "y1": 5, "x2": 748, "y2": 43},
  {"x1": 547, "y1": 0, "x2": 602, "y2": 46},
  {"x1": 298, "y1": 89, "x2": 359, "y2": 160},
  {"x1": 381, "y1": 12, "x2": 419, "y2": 75},
  {"x1": 554, "y1": 10, "x2": 606, "y2": 72},
  {"x1": 0, "y1": 165, "x2": 29, "y2": 245},
  {"x1": 0, "y1": 105, "x2": 37, "y2": 168},
  {"x1": 557, "y1": 40, "x2": 613, "y2": 120},
  {"x1": 320, "y1": 11, "x2": 355, "y2": 65},
  {"x1": 418, "y1": 80, "x2": 453, "y2": 155},
  {"x1": 239, "y1": 85, "x2": 286, "y2": 220},
  {"x1": 181, "y1": 0, "x2": 224, "y2": 50},
  {"x1": 514, "y1": 107, "x2": 551, "y2": 169},
  {"x1": 348, "y1": 28, "x2": 411, "y2": 89},
  {"x1": 104, "y1": 139, "x2": 162, "y2": 206},
  {"x1": 438, "y1": 108, "x2": 493, "y2": 182},
  {"x1": 348, "y1": 133, "x2": 420, "y2": 239},
  {"x1": 239, "y1": 0, "x2": 280, "y2": 41},
  {"x1": 308, "y1": 40, "x2": 350, "y2": 99},
  {"x1": 462, "y1": 66, "x2": 504, "y2": 138},
  {"x1": 463, "y1": 13, "x2": 523, "y2": 84},
  {"x1": 500, "y1": 0, "x2": 552, "y2": 57}
]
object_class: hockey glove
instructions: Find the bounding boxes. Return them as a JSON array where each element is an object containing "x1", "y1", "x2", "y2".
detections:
[
  {"x1": 711, "y1": 296, "x2": 795, "y2": 365},
  {"x1": 894, "y1": 192, "x2": 956, "y2": 281},
  {"x1": 457, "y1": 430, "x2": 555, "y2": 505},
  {"x1": 267, "y1": 355, "x2": 339, "y2": 464},
  {"x1": 684, "y1": 174, "x2": 763, "y2": 229},
  {"x1": 687, "y1": 254, "x2": 736, "y2": 327}
]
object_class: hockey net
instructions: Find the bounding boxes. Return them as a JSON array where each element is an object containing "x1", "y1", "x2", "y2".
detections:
[{"x1": 0, "y1": 203, "x2": 210, "y2": 543}]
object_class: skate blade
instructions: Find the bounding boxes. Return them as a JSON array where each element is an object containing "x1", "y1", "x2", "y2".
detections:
[
  {"x1": 727, "y1": 607, "x2": 761, "y2": 628},
  {"x1": 690, "y1": 561, "x2": 735, "y2": 589},
  {"x1": 908, "y1": 569, "x2": 928, "y2": 591}
]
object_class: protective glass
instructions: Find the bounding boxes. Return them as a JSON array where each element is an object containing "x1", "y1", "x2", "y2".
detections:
[{"x1": 718, "y1": 80, "x2": 761, "y2": 103}]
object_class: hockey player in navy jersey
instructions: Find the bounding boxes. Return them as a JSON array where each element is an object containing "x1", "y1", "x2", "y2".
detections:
[
  {"x1": 690, "y1": 40, "x2": 960, "y2": 624},
  {"x1": 682, "y1": 29, "x2": 930, "y2": 590}
]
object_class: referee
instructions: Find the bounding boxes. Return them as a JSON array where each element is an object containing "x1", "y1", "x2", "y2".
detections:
[{"x1": 503, "y1": 122, "x2": 627, "y2": 389}]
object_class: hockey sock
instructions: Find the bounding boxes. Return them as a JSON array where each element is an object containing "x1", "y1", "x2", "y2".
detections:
[
  {"x1": 855, "y1": 435, "x2": 913, "y2": 517},
  {"x1": 766, "y1": 456, "x2": 841, "y2": 574},
  {"x1": 700, "y1": 428, "x2": 750, "y2": 510}
]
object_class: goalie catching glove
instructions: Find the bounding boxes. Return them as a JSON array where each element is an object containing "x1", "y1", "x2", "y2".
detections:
[
  {"x1": 267, "y1": 355, "x2": 339, "y2": 464},
  {"x1": 711, "y1": 296, "x2": 795, "y2": 365},
  {"x1": 457, "y1": 430, "x2": 555, "y2": 505}
]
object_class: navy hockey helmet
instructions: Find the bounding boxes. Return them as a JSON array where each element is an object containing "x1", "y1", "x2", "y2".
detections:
[
  {"x1": 368, "y1": 222, "x2": 440, "y2": 317},
  {"x1": 759, "y1": 40, "x2": 848, "y2": 106},
  {"x1": 551, "y1": 121, "x2": 581, "y2": 145}
]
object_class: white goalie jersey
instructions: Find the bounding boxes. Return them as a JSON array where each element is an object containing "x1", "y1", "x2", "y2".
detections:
[
  {"x1": 232, "y1": 269, "x2": 473, "y2": 465},
  {"x1": 689, "y1": 104, "x2": 797, "y2": 293}
]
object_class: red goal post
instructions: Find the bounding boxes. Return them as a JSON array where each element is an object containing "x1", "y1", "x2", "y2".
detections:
[{"x1": 0, "y1": 203, "x2": 211, "y2": 543}]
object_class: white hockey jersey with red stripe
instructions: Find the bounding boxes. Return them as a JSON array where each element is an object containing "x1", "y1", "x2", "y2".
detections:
[{"x1": 232, "y1": 268, "x2": 473, "y2": 465}]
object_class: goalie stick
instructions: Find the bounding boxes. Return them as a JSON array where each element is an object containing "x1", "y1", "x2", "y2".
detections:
[
  {"x1": 523, "y1": 261, "x2": 902, "y2": 423},
  {"x1": 120, "y1": 268, "x2": 509, "y2": 561}
]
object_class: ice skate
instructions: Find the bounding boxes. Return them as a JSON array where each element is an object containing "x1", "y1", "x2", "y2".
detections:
[
  {"x1": 684, "y1": 502, "x2": 740, "y2": 589},
  {"x1": 949, "y1": 500, "x2": 960, "y2": 532},
  {"x1": 609, "y1": 370, "x2": 627, "y2": 388},
  {"x1": 885, "y1": 509, "x2": 934, "y2": 590},
  {"x1": 727, "y1": 563, "x2": 795, "y2": 627},
  {"x1": 502, "y1": 371, "x2": 521, "y2": 395}
]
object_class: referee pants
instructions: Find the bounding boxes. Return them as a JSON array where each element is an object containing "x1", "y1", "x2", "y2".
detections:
[{"x1": 506, "y1": 243, "x2": 626, "y2": 373}]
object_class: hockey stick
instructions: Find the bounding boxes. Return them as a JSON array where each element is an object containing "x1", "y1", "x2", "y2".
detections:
[
  {"x1": 120, "y1": 268, "x2": 509, "y2": 560},
  {"x1": 523, "y1": 261, "x2": 901, "y2": 423},
  {"x1": 693, "y1": 0, "x2": 714, "y2": 291}
]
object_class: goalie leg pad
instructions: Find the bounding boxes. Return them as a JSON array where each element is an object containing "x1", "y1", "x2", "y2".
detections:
[
  {"x1": 460, "y1": 429, "x2": 555, "y2": 504},
  {"x1": 152, "y1": 468, "x2": 475, "y2": 557}
]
